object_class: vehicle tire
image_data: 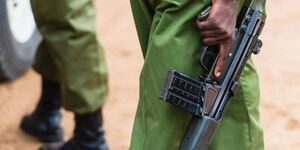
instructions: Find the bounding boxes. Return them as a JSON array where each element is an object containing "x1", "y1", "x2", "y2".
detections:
[{"x1": 0, "y1": 0, "x2": 41, "y2": 82}]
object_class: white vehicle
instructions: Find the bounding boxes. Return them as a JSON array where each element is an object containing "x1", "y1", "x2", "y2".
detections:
[{"x1": 0, "y1": 0, "x2": 41, "y2": 81}]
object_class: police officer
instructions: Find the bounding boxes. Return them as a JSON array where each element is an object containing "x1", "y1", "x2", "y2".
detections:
[
  {"x1": 19, "y1": 0, "x2": 108, "y2": 150},
  {"x1": 129, "y1": 0, "x2": 265, "y2": 149}
]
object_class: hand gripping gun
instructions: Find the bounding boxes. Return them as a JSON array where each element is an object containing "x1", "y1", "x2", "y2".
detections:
[{"x1": 158, "y1": 1, "x2": 266, "y2": 150}]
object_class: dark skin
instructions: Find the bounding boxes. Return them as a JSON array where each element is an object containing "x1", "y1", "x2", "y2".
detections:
[{"x1": 196, "y1": 0, "x2": 237, "y2": 77}]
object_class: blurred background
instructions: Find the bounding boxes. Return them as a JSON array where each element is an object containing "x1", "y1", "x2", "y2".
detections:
[{"x1": 0, "y1": 0, "x2": 299, "y2": 150}]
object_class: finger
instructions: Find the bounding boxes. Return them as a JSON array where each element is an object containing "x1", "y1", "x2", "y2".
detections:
[
  {"x1": 202, "y1": 35, "x2": 231, "y2": 46},
  {"x1": 214, "y1": 46, "x2": 227, "y2": 77},
  {"x1": 199, "y1": 30, "x2": 226, "y2": 38},
  {"x1": 214, "y1": 42, "x2": 233, "y2": 77},
  {"x1": 196, "y1": 20, "x2": 215, "y2": 31},
  {"x1": 199, "y1": 30, "x2": 225, "y2": 36}
]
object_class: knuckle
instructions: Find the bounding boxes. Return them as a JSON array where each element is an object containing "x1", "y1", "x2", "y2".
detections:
[
  {"x1": 203, "y1": 39, "x2": 208, "y2": 45},
  {"x1": 224, "y1": 32, "x2": 231, "y2": 39},
  {"x1": 220, "y1": 27, "x2": 227, "y2": 34},
  {"x1": 203, "y1": 39, "x2": 211, "y2": 45}
]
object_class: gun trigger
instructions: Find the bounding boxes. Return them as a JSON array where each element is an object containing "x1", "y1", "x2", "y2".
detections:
[{"x1": 230, "y1": 82, "x2": 240, "y2": 96}]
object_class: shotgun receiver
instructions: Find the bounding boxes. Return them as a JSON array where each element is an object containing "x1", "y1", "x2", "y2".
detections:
[{"x1": 158, "y1": 3, "x2": 266, "y2": 150}]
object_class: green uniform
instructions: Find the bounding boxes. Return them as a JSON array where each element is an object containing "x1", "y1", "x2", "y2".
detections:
[
  {"x1": 129, "y1": 0, "x2": 265, "y2": 150},
  {"x1": 31, "y1": 0, "x2": 108, "y2": 114}
]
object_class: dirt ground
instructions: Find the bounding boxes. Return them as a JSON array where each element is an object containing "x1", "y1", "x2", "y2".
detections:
[{"x1": 0, "y1": 0, "x2": 299, "y2": 150}]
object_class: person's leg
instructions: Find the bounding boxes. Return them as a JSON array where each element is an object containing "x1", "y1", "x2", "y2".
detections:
[
  {"x1": 40, "y1": 110, "x2": 108, "y2": 150},
  {"x1": 30, "y1": 0, "x2": 108, "y2": 114},
  {"x1": 20, "y1": 76, "x2": 63, "y2": 143},
  {"x1": 129, "y1": 0, "x2": 264, "y2": 150},
  {"x1": 20, "y1": 35, "x2": 63, "y2": 142},
  {"x1": 29, "y1": 0, "x2": 109, "y2": 149}
]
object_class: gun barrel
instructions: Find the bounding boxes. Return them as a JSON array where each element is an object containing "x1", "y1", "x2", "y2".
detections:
[{"x1": 179, "y1": 116, "x2": 219, "y2": 150}]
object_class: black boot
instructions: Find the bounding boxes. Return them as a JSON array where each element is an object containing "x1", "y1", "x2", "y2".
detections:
[
  {"x1": 39, "y1": 109, "x2": 109, "y2": 150},
  {"x1": 20, "y1": 77, "x2": 63, "y2": 143}
]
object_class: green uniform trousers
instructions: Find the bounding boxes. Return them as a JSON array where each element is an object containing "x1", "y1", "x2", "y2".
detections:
[
  {"x1": 30, "y1": 0, "x2": 108, "y2": 114},
  {"x1": 129, "y1": 0, "x2": 265, "y2": 149}
]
